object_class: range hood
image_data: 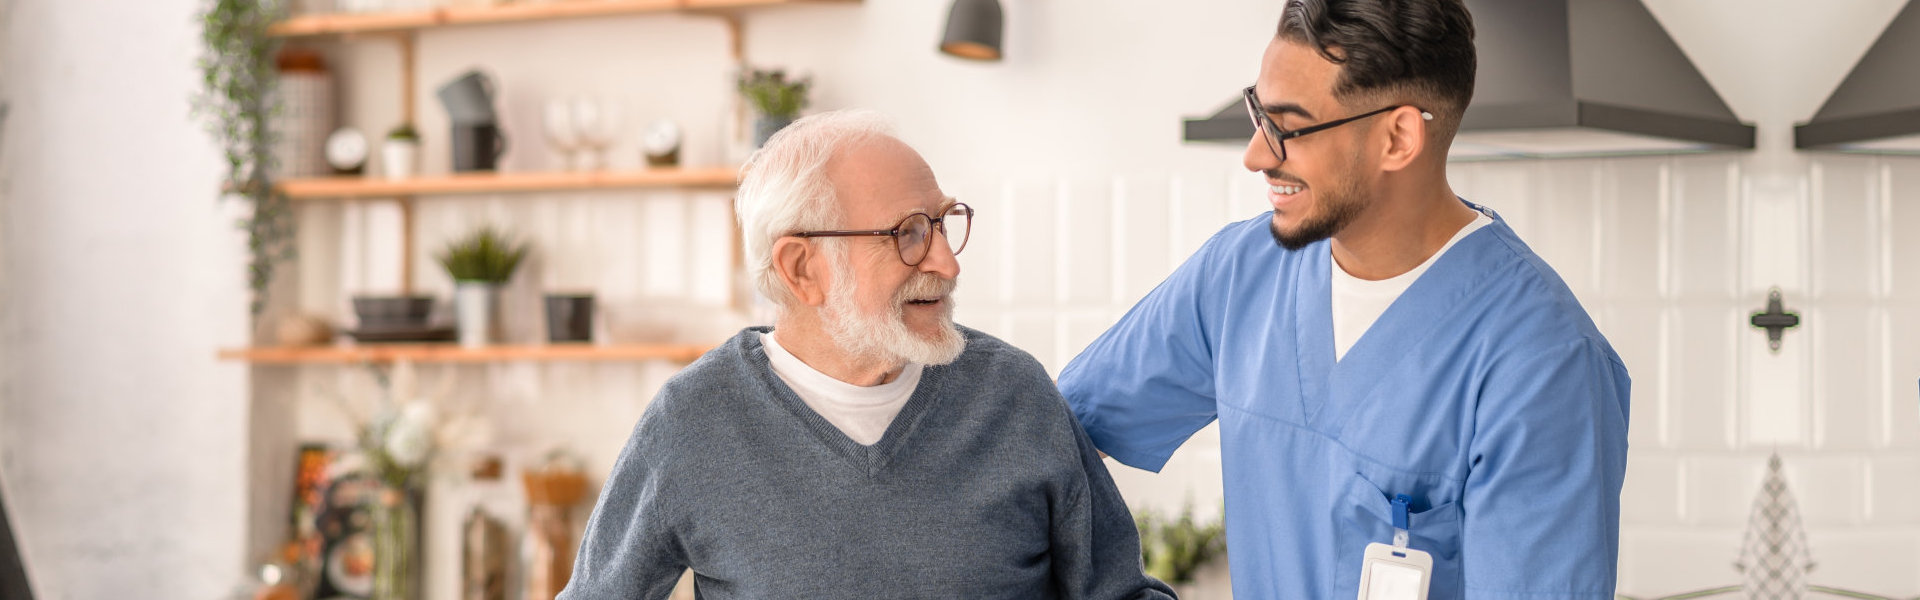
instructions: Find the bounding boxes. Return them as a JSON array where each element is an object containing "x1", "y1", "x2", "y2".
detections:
[
  {"x1": 1184, "y1": 0, "x2": 1756, "y2": 161},
  {"x1": 1795, "y1": 0, "x2": 1920, "y2": 153}
]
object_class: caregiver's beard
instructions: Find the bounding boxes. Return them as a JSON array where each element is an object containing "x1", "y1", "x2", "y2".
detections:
[
  {"x1": 1268, "y1": 155, "x2": 1368, "y2": 251},
  {"x1": 822, "y1": 254, "x2": 965, "y2": 367}
]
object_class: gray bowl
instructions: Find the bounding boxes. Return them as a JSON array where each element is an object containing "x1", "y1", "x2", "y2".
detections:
[{"x1": 352, "y1": 295, "x2": 435, "y2": 327}]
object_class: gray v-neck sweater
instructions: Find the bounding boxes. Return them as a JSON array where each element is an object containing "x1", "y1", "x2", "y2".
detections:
[{"x1": 557, "y1": 326, "x2": 1175, "y2": 600}]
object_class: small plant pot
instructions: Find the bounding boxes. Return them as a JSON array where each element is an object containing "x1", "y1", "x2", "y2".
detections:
[
  {"x1": 382, "y1": 139, "x2": 419, "y2": 180},
  {"x1": 454, "y1": 281, "x2": 501, "y2": 348},
  {"x1": 544, "y1": 293, "x2": 595, "y2": 343},
  {"x1": 753, "y1": 116, "x2": 794, "y2": 148}
]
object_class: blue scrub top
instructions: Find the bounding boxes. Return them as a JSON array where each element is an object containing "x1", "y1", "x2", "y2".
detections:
[{"x1": 1060, "y1": 202, "x2": 1630, "y2": 600}]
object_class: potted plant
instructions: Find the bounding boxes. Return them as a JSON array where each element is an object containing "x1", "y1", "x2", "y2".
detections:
[
  {"x1": 196, "y1": 0, "x2": 291, "y2": 315},
  {"x1": 383, "y1": 122, "x2": 420, "y2": 180},
  {"x1": 435, "y1": 226, "x2": 529, "y2": 348},
  {"x1": 1136, "y1": 501, "x2": 1227, "y2": 594},
  {"x1": 737, "y1": 67, "x2": 810, "y2": 147}
]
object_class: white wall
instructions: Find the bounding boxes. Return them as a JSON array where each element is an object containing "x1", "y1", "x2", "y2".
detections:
[
  {"x1": 0, "y1": 0, "x2": 253, "y2": 598},
  {"x1": 6, "y1": 0, "x2": 1920, "y2": 599}
]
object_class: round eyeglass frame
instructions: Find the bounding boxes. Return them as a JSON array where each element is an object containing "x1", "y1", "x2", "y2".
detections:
[{"x1": 790, "y1": 202, "x2": 973, "y2": 267}]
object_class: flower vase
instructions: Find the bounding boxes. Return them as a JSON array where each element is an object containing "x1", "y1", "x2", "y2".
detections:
[{"x1": 371, "y1": 485, "x2": 420, "y2": 600}]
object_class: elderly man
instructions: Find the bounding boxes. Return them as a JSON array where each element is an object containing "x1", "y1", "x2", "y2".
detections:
[{"x1": 558, "y1": 110, "x2": 1172, "y2": 600}]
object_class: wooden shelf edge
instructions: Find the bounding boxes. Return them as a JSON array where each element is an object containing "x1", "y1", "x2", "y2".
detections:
[
  {"x1": 277, "y1": 167, "x2": 740, "y2": 199},
  {"x1": 219, "y1": 343, "x2": 714, "y2": 364},
  {"x1": 270, "y1": 0, "x2": 857, "y2": 37}
]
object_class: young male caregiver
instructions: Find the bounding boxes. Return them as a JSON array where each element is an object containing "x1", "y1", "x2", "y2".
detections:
[{"x1": 1059, "y1": 0, "x2": 1631, "y2": 598}]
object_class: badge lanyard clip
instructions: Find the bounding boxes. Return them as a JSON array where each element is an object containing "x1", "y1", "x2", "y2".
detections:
[{"x1": 1390, "y1": 494, "x2": 1411, "y2": 548}]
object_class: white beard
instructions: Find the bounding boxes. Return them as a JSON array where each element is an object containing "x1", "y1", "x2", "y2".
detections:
[{"x1": 821, "y1": 255, "x2": 965, "y2": 367}]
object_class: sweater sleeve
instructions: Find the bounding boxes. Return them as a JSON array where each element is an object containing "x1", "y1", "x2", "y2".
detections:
[
  {"x1": 1050, "y1": 402, "x2": 1179, "y2": 600},
  {"x1": 556, "y1": 401, "x2": 688, "y2": 600}
]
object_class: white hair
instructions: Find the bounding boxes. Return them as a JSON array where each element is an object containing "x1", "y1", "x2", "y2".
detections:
[{"x1": 735, "y1": 109, "x2": 898, "y2": 308}]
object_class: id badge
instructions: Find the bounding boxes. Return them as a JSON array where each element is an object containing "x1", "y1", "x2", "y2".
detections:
[
  {"x1": 1358, "y1": 493, "x2": 1431, "y2": 600},
  {"x1": 1357, "y1": 542, "x2": 1431, "y2": 600}
]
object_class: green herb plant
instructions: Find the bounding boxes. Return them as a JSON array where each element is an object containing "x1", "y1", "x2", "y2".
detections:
[
  {"x1": 435, "y1": 226, "x2": 530, "y2": 284},
  {"x1": 195, "y1": 0, "x2": 290, "y2": 315},
  {"x1": 737, "y1": 68, "x2": 811, "y2": 120},
  {"x1": 387, "y1": 122, "x2": 419, "y2": 141},
  {"x1": 1135, "y1": 500, "x2": 1227, "y2": 585}
]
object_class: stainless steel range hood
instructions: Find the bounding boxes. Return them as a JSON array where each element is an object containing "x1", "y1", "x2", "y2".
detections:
[
  {"x1": 1795, "y1": 0, "x2": 1920, "y2": 153},
  {"x1": 1183, "y1": 0, "x2": 1756, "y2": 161}
]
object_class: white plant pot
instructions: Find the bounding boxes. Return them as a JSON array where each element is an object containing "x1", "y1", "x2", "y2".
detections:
[
  {"x1": 455, "y1": 281, "x2": 501, "y2": 348},
  {"x1": 382, "y1": 139, "x2": 419, "y2": 180}
]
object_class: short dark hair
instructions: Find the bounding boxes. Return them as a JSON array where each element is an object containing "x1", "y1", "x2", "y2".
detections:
[{"x1": 1277, "y1": 0, "x2": 1476, "y2": 138}]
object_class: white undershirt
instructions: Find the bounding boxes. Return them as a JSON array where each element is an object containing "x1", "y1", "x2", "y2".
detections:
[
  {"x1": 760, "y1": 331, "x2": 922, "y2": 446},
  {"x1": 1332, "y1": 211, "x2": 1493, "y2": 361}
]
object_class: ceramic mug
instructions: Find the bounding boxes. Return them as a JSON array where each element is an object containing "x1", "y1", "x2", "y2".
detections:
[
  {"x1": 437, "y1": 70, "x2": 499, "y2": 125},
  {"x1": 451, "y1": 123, "x2": 509, "y2": 172}
]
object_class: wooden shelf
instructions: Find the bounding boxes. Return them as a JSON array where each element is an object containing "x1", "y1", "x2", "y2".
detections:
[
  {"x1": 219, "y1": 342, "x2": 713, "y2": 364},
  {"x1": 269, "y1": 0, "x2": 857, "y2": 37},
  {"x1": 278, "y1": 167, "x2": 739, "y2": 199}
]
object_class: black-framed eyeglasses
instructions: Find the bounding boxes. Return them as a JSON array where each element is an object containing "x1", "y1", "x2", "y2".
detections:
[
  {"x1": 791, "y1": 202, "x2": 973, "y2": 267},
  {"x1": 1243, "y1": 85, "x2": 1427, "y2": 162}
]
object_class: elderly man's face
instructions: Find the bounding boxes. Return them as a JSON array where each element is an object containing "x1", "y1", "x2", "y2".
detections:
[{"x1": 819, "y1": 136, "x2": 965, "y2": 365}]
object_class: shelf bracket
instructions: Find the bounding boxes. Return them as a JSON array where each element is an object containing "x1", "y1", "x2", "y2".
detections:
[{"x1": 399, "y1": 195, "x2": 415, "y2": 295}]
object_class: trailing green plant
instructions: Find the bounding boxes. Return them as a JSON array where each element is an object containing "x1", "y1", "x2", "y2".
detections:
[
  {"x1": 387, "y1": 122, "x2": 418, "y2": 141},
  {"x1": 1135, "y1": 500, "x2": 1226, "y2": 585},
  {"x1": 195, "y1": 0, "x2": 290, "y2": 315},
  {"x1": 435, "y1": 226, "x2": 530, "y2": 284},
  {"x1": 737, "y1": 68, "x2": 811, "y2": 120}
]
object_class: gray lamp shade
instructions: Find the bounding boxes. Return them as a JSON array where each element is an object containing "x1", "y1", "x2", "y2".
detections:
[{"x1": 940, "y1": 0, "x2": 1003, "y2": 61}]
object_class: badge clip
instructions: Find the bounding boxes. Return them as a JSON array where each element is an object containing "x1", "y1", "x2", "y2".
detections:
[{"x1": 1391, "y1": 493, "x2": 1411, "y2": 548}]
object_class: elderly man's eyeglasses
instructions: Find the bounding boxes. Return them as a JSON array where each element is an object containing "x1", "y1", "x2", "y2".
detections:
[
  {"x1": 1243, "y1": 85, "x2": 1431, "y2": 162},
  {"x1": 791, "y1": 202, "x2": 973, "y2": 267}
]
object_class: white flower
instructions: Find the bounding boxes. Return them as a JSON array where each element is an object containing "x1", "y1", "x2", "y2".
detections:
[{"x1": 384, "y1": 402, "x2": 435, "y2": 468}]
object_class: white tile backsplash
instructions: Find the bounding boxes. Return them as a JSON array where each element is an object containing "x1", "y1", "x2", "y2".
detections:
[
  {"x1": 1809, "y1": 158, "x2": 1880, "y2": 300},
  {"x1": 1797, "y1": 530, "x2": 1920, "y2": 595},
  {"x1": 1169, "y1": 172, "x2": 1234, "y2": 261},
  {"x1": 1005, "y1": 179, "x2": 1061, "y2": 307},
  {"x1": 1621, "y1": 454, "x2": 1683, "y2": 525},
  {"x1": 1743, "y1": 328, "x2": 1811, "y2": 447},
  {"x1": 1784, "y1": 458, "x2": 1868, "y2": 527},
  {"x1": 1684, "y1": 456, "x2": 1768, "y2": 527},
  {"x1": 1521, "y1": 161, "x2": 1603, "y2": 296},
  {"x1": 1059, "y1": 177, "x2": 1115, "y2": 305},
  {"x1": 1867, "y1": 456, "x2": 1920, "y2": 526},
  {"x1": 1617, "y1": 527, "x2": 1747, "y2": 596},
  {"x1": 1810, "y1": 307, "x2": 1878, "y2": 451},
  {"x1": 1670, "y1": 158, "x2": 1742, "y2": 300},
  {"x1": 1882, "y1": 161, "x2": 1920, "y2": 300},
  {"x1": 1669, "y1": 306, "x2": 1741, "y2": 451},
  {"x1": 1113, "y1": 176, "x2": 1174, "y2": 306},
  {"x1": 1599, "y1": 158, "x2": 1668, "y2": 300},
  {"x1": 1881, "y1": 310, "x2": 1920, "y2": 450}
]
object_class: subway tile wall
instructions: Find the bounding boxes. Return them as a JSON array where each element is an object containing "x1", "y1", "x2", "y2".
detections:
[
  {"x1": 947, "y1": 154, "x2": 1920, "y2": 598},
  {"x1": 281, "y1": 154, "x2": 1920, "y2": 599}
]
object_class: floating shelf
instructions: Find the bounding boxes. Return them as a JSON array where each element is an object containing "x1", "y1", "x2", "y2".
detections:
[
  {"x1": 219, "y1": 343, "x2": 713, "y2": 364},
  {"x1": 277, "y1": 167, "x2": 739, "y2": 199},
  {"x1": 269, "y1": 0, "x2": 857, "y2": 37}
]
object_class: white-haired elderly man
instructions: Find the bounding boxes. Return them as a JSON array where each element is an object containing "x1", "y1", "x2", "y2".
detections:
[{"x1": 557, "y1": 110, "x2": 1175, "y2": 600}]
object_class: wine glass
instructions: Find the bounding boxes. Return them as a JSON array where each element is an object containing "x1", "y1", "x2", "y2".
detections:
[
  {"x1": 571, "y1": 97, "x2": 623, "y2": 171},
  {"x1": 543, "y1": 98, "x2": 581, "y2": 171}
]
